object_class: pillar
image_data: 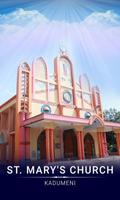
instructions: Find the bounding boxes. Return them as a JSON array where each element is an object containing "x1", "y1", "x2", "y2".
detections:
[
  {"x1": 9, "y1": 133, "x2": 15, "y2": 161},
  {"x1": 0, "y1": 113, "x2": 1, "y2": 131},
  {"x1": 76, "y1": 132, "x2": 81, "y2": 160},
  {"x1": 76, "y1": 131, "x2": 84, "y2": 160},
  {"x1": 80, "y1": 131, "x2": 85, "y2": 159},
  {"x1": 42, "y1": 123, "x2": 55, "y2": 162},
  {"x1": 25, "y1": 127, "x2": 30, "y2": 160},
  {"x1": 97, "y1": 132, "x2": 102, "y2": 157},
  {"x1": 19, "y1": 126, "x2": 26, "y2": 160},
  {"x1": 116, "y1": 132, "x2": 120, "y2": 155},
  {"x1": 18, "y1": 113, "x2": 30, "y2": 160},
  {"x1": 8, "y1": 108, "x2": 11, "y2": 131},
  {"x1": 97, "y1": 132, "x2": 108, "y2": 158},
  {"x1": 102, "y1": 132, "x2": 108, "y2": 156},
  {"x1": 75, "y1": 108, "x2": 80, "y2": 118},
  {"x1": 19, "y1": 127, "x2": 30, "y2": 160},
  {"x1": 60, "y1": 129, "x2": 64, "y2": 159},
  {"x1": 58, "y1": 105, "x2": 63, "y2": 115},
  {"x1": 45, "y1": 129, "x2": 50, "y2": 162},
  {"x1": 49, "y1": 128, "x2": 55, "y2": 162}
]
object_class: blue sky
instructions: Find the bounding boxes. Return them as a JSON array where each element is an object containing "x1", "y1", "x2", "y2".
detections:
[{"x1": 0, "y1": 0, "x2": 120, "y2": 110}]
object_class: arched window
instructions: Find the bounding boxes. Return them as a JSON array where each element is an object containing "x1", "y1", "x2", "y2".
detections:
[
  {"x1": 20, "y1": 63, "x2": 30, "y2": 98},
  {"x1": 80, "y1": 74, "x2": 90, "y2": 92},
  {"x1": 17, "y1": 62, "x2": 31, "y2": 113},
  {"x1": 80, "y1": 75, "x2": 92, "y2": 109},
  {"x1": 33, "y1": 58, "x2": 48, "y2": 101},
  {"x1": 34, "y1": 58, "x2": 47, "y2": 80},
  {"x1": 60, "y1": 57, "x2": 72, "y2": 86}
]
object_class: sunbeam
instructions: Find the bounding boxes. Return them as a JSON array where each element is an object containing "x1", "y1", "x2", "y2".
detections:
[{"x1": 0, "y1": 0, "x2": 120, "y2": 110}]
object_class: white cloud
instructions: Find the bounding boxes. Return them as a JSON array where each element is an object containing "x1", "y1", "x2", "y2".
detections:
[
  {"x1": 0, "y1": 9, "x2": 120, "y2": 34},
  {"x1": 0, "y1": 8, "x2": 48, "y2": 30},
  {"x1": 0, "y1": 9, "x2": 48, "y2": 36},
  {"x1": 83, "y1": 10, "x2": 120, "y2": 27},
  {"x1": 0, "y1": 24, "x2": 21, "y2": 33}
]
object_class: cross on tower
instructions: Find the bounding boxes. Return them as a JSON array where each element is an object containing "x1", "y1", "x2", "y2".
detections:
[{"x1": 59, "y1": 44, "x2": 67, "y2": 55}]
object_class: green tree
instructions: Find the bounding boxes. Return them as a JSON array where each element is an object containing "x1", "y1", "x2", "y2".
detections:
[{"x1": 104, "y1": 108, "x2": 120, "y2": 122}]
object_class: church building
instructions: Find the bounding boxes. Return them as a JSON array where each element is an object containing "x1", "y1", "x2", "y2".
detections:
[{"x1": 0, "y1": 51, "x2": 120, "y2": 162}]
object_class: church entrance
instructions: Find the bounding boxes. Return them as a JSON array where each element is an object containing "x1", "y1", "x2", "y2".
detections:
[
  {"x1": 106, "y1": 131, "x2": 118, "y2": 155},
  {"x1": 63, "y1": 129, "x2": 77, "y2": 159},
  {"x1": 84, "y1": 133, "x2": 95, "y2": 159},
  {"x1": 37, "y1": 131, "x2": 46, "y2": 160}
]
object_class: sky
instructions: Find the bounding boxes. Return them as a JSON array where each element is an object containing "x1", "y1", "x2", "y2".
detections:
[{"x1": 0, "y1": 0, "x2": 120, "y2": 110}]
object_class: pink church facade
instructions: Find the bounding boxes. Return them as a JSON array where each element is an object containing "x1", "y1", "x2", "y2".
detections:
[{"x1": 0, "y1": 51, "x2": 120, "y2": 162}]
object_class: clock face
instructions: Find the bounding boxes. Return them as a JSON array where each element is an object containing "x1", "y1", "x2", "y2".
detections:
[{"x1": 63, "y1": 91, "x2": 72, "y2": 103}]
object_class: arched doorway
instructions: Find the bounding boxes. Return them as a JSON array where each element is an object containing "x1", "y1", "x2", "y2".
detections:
[
  {"x1": 63, "y1": 129, "x2": 77, "y2": 159},
  {"x1": 106, "y1": 131, "x2": 118, "y2": 155},
  {"x1": 84, "y1": 133, "x2": 95, "y2": 159},
  {"x1": 37, "y1": 131, "x2": 46, "y2": 160}
]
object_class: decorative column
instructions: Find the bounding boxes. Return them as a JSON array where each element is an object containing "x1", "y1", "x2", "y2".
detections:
[
  {"x1": 8, "y1": 108, "x2": 11, "y2": 131},
  {"x1": 19, "y1": 126, "x2": 26, "y2": 160},
  {"x1": 80, "y1": 131, "x2": 85, "y2": 160},
  {"x1": 75, "y1": 127, "x2": 84, "y2": 160},
  {"x1": 43, "y1": 123, "x2": 55, "y2": 162},
  {"x1": 8, "y1": 108, "x2": 15, "y2": 161},
  {"x1": 18, "y1": 113, "x2": 30, "y2": 160},
  {"x1": 115, "y1": 131, "x2": 120, "y2": 155},
  {"x1": 102, "y1": 132, "x2": 108, "y2": 157},
  {"x1": 0, "y1": 113, "x2": 2, "y2": 130},
  {"x1": 60, "y1": 129, "x2": 64, "y2": 160},
  {"x1": 1, "y1": 113, "x2": 4, "y2": 130},
  {"x1": 9, "y1": 133, "x2": 15, "y2": 161},
  {"x1": 97, "y1": 132, "x2": 102, "y2": 157},
  {"x1": 49, "y1": 128, "x2": 55, "y2": 162},
  {"x1": 97, "y1": 130, "x2": 108, "y2": 158},
  {"x1": 25, "y1": 127, "x2": 30, "y2": 160},
  {"x1": 75, "y1": 108, "x2": 80, "y2": 118},
  {"x1": 76, "y1": 132, "x2": 81, "y2": 160},
  {"x1": 45, "y1": 128, "x2": 50, "y2": 162},
  {"x1": 58, "y1": 105, "x2": 63, "y2": 115}
]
